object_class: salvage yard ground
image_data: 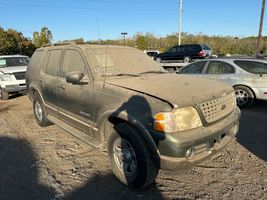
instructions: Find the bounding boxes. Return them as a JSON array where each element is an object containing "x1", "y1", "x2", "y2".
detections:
[{"x1": 0, "y1": 95, "x2": 266, "y2": 200}]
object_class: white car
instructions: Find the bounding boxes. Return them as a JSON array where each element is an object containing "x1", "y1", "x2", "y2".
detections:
[
  {"x1": 0, "y1": 55, "x2": 30, "y2": 100},
  {"x1": 178, "y1": 58, "x2": 267, "y2": 107}
]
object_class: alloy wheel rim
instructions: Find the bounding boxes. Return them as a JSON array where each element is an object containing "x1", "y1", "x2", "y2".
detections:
[
  {"x1": 35, "y1": 101, "x2": 43, "y2": 122},
  {"x1": 235, "y1": 89, "x2": 249, "y2": 106},
  {"x1": 113, "y1": 138, "x2": 137, "y2": 176}
]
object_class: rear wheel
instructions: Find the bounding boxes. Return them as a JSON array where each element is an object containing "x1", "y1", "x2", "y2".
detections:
[
  {"x1": 155, "y1": 57, "x2": 161, "y2": 63},
  {"x1": 234, "y1": 86, "x2": 255, "y2": 108},
  {"x1": 33, "y1": 93, "x2": 52, "y2": 126},
  {"x1": 0, "y1": 87, "x2": 9, "y2": 100},
  {"x1": 183, "y1": 56, "x2": 191, "y2": 63},
  {"x1": 107, "y1": 123, "x2": 159, "y2": 189}
]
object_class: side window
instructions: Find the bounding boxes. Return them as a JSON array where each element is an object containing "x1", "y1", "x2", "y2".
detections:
[
  {"x1": 206, "y1": 61, "x2": 235, "y2": 74},
  {"x1": 45, "y1": 50, "x2": 61, "y2": 76},
  {"x1": 62, "y1": 50, "x2": 85, "y2": 77},
  {"x1": 181, "y1": 61, "x2": 207, "y2": 74},
  {"x1": 168, "y1": 47, "x2": 177, "y2": 53}
]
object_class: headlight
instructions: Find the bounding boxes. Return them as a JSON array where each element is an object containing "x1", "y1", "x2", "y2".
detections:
[
  {"x1": 0, "y1": 74, "x2": 13, "y2": 81},
  {"x1": 154, "y1": 106, "x2": 202, "y2": 133}
]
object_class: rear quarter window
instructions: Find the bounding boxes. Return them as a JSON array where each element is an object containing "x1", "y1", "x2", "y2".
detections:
[
  {"x1": 181, "y1": 61, "x2": 207, "y2": 74},
  {"x1": 28, "y1": 50, "x2": 44, "y2": 73}
]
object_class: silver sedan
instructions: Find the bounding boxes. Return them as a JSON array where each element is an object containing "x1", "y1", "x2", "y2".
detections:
[{"x1": 178, "y1": 58, "x2": 267, "y2": 107}]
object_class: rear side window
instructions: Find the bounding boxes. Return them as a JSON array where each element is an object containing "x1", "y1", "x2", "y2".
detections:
[
  {"x1": 28, "y1": 50, "x2": 44, "y2": 73},
  {"x1": 45, "y1": 50, "x2": 61, "y2": 76},
  {"x1": 201, "y1": 44, "x2": 211, "y2": 50},
  {"x1": 181, "y1": 61, "x2": 207, "y2": 74},
  {"x1": 206, "y1": 61, "x2": 235, "y2": 74},
  {"x1": 234, "y1": 60, "x2": 267, "y2": 74},
  {"x1": 61, "y1": 50, "x2": 85, "y2": 77}
]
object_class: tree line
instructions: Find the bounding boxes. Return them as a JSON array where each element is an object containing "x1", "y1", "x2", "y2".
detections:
[{"x1": 0, "y1": 26, "x2": 266, "y2": 57}]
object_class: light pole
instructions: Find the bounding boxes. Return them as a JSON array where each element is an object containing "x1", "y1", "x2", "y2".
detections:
[
  {"x1": 121, "y1": 32, "x2": 128, "y2": 46},
  {"x1": 178, "y1": 0, "x2": 183, "y2": 45},
  {"x1": 256, "y1": 0, "x2": 265, "y2": 57}
]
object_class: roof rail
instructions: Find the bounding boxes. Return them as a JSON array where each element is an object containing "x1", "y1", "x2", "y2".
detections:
[{"x1": 41, "y1": 41, "x2": 78, "y2": 48}]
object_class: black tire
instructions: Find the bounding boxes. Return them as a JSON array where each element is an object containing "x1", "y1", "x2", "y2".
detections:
[
  {"x1": 33, "y1": 93, "x2": 52, "y2": 127},
  {"x1": 183, "y1": 56, "x2": 191, "y2": 63},
  {"x1": 107, "y1": 123, "x2": 159, "y2": 189},
  {"x1": 0, "y1": 87, "x2": 9, "y2": 100},
  {"x1": 234, "y1": 86, "x2": 255, "y2": 108}
]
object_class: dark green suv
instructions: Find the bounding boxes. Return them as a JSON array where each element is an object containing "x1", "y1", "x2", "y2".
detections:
[{"x1": 26, "y1": 42, "x2": 240, "y2": 188}]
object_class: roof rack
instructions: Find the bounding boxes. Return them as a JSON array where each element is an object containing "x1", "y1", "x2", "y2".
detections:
[{"x1": 41, "y1": 41, "x2": 78, "y2": 47}]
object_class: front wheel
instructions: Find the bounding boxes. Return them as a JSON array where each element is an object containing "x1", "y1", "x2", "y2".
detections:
[
  {"x1": 234, "y1": 86, "x2": 255, "y2": 108},
  {"x1": 0, "y1": 87, "x2": 9, "y2": 100},
  {"x1": 107, "y1": 123, "x2": 159, "y2": 189}
]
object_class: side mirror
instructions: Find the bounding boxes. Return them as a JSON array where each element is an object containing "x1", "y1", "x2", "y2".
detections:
[{"x1": 66, "y1": 71, "x2": 88, "y2": 85}]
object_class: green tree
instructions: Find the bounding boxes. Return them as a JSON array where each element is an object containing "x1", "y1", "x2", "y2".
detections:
[
  {"x1": 33, "y1": 27, "x2": 53, "y2": 48},
  {"x1": 0, "y1": 27, "x2": 36, "y2": 56}
]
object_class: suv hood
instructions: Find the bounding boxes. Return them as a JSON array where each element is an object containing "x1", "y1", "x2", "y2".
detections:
[
  {"x1": 106, "y1": 74, "x2": 233, "y2": 107},
  {"x1": 0, "y1": 66, "x2": 27, "y2": 74}
]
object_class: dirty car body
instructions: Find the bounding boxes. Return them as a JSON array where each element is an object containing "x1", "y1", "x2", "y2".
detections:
[{"x1": 26, "y1": 43, "x2": 240, "y2": 188}]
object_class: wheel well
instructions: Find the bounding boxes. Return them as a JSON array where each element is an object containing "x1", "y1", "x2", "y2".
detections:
[
  {"x1": 102, "y1": 117, "x2": 159, "y2": 165},
  {"x1": 233, "y1": 84, "x2": 256, "y2": 98}
]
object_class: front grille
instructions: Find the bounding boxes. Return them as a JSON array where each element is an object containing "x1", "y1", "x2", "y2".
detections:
[
  {"x1": 198, "y1": 92, "x2": 236, "y2": 123},
  {"x1": 13, "y1": 72, "x2": 26, "y2": 80}
]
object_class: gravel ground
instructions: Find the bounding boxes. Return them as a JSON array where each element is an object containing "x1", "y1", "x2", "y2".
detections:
[{"x1": 0, "y1": 95, "x2": 266, "y2": 200}]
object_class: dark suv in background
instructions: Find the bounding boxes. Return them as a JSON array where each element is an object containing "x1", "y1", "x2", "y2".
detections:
[
  {"x1": 26, "y1": 42, "x2": 239, "y2": 189},
  {"x1": 154, "y1": 44, "x2": 212, "y2": 63}
]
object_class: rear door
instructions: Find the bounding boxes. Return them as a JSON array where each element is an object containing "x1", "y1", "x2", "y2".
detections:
[
  {"x1": 202, "y1": 60, "x2": 236, "y2": 85},
  {"x1": 39, "y1": 49, "x2": 62, "y2": 110}
]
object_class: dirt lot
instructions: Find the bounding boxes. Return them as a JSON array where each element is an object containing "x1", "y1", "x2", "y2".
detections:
[{"x1": 0, "y1": 95, "x2": 266, "y2": 200}]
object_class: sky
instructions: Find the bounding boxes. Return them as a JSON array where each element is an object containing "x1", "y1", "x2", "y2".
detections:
[{"x1": 0, "y1": 0, "x2": 265, "y2": 42}]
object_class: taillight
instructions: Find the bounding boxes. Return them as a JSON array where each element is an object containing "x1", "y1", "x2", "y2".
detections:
[{"x1": 198, "y1": 51, "x2": 205, "y2": 57}]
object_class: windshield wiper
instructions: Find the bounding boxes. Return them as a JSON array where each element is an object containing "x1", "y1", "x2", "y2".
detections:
[
  {"x1": 102, "y1": 73, "x2": 140, "y2": 77},
  {"x1": 139, "y1": 70, "x2": 167, "y2": 75}
]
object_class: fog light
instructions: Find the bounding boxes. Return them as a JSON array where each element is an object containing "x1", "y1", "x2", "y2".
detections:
[{"x1": 185, "y1": 148, "x2": 193, "y2": 159}]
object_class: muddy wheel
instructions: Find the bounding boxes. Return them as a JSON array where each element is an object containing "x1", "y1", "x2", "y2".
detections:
[
  {"x1": 234, "y1": 86, "x2": 254, "y2": 108},
  {"x1": 33, "y1": 93, "x2": 51, "y2": 126},
  {"x1": 0, "y1": 87, "x2": 9, "y2": 100},
  {"x1": 107, "y1": 123, "x2": 159, "y2": 189}
]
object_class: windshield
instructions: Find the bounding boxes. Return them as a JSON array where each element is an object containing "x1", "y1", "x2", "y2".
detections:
[
  {"x1": 86, "y1": 46, "x2": 163, "y2": 76},
  {"x1": 0, "y1": 57, "x2": 29, "y2": 68},
  {"x1": 234, "y1": 60, "x2": 267, "y2": 74}
]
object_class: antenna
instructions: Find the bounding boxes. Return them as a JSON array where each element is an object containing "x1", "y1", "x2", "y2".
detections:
[{"x1": 96, "y1": 18, "x2": 107, "y2": 88}]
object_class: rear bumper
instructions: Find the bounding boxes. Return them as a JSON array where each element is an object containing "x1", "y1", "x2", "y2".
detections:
[{"x1": 158, "y1": 108, "x2": 240, "y2": 172}]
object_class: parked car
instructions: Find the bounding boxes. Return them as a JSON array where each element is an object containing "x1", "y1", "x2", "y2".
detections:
[
  {"x1": 26, "y1": 42, "x2": 240, "y2": 188},
  {"x1": 178, "y1": 58, "x2": 267, "y2": 107},
  {"x1": 0, "y1": 55, "x2": 30, "y2": 100},
  {"x1": 144, "y1": 50, "x2": 160, "y2": 59},
  {"x1": 154, "y1": 44, "x2": 212, "y2": 63}
]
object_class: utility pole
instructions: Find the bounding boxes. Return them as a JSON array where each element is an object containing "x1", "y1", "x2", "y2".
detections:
[
  {"x1": 121, "y1": 32, "x2": 128, "y2": 46},
  {"x1": 178, "y1": 0, "x2": 183, "y2": 45},
  {"x1": 256, "y1": 0, "x2": 265, "y2": 57}
]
